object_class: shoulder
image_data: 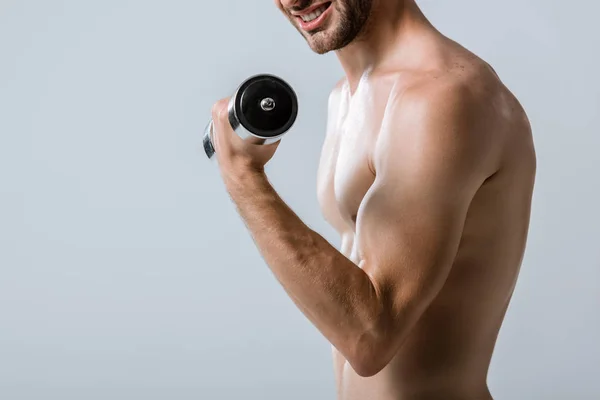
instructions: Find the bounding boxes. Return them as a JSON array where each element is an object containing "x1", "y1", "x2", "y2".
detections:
[
  {"x1": 377, "y1": 68, "x2": 503, "y2": 175},
  {"x1": 394, "y1": 67, "x2": 493, "y2": 124},
  {"x1": 387, "y1": 62, "x2": 508, "y2": 144}
]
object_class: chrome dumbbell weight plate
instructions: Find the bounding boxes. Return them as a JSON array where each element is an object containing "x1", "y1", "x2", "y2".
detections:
[{"x1": 203, "y1": 74, "x2": 298, "y2": 159}]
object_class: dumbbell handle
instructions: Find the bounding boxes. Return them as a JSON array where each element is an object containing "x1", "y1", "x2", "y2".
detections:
[
  {"x1": 202, "y1": 115, "x2": 278, "y2": 160},
  {"x1": 203, "y1": 95, "x2": 238, "y2": 159},
  {"x1": 203, "y1": 118, "x2": 284, "y2": 159},
  {"x1": 202, "y1": 96, "x2": 290, "y2": 159},
  {"x1": 202, "y1": 120, "x2": 216, "y2": 159}
]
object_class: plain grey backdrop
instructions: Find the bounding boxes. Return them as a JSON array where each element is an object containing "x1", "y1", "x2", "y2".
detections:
[{"x1": 1, "y1": 0, "x2": 598, "y2": 399}]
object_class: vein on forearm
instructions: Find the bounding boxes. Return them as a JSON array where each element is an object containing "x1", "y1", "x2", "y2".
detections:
[{"x1": 224, "y1": 171, "x2": 382, "y2": 348}]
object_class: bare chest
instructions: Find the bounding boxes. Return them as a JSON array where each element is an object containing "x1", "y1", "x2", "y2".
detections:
[{"x1": 316, "y1": 95, "x2": 382, "y2": 234}]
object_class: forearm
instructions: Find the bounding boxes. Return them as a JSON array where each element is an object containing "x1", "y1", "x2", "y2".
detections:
[{"x1": 223, "y1": 170, "x2": 383, "y2": 355}]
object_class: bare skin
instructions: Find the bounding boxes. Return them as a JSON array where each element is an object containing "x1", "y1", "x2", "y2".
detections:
[{"x1": 209, "y1": 1, "x2": 536, "y2": 399}]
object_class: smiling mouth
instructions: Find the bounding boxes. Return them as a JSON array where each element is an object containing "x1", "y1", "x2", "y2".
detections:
[
  {"x1": 293, "y1": 2, "x2": 333, "y2": 32},
  {"x1": 298, "y1": 2, "x2": 331, "y2": 23}
]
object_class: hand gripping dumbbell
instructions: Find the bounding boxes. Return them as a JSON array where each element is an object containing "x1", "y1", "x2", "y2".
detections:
[{"x1": 203, "y1": 74, "x2": 299, "y2": 159}]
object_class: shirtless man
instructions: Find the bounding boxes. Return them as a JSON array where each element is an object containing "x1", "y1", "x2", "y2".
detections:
[{"x1": 209, "y1": 0, "x2": 536, "y2": 398}]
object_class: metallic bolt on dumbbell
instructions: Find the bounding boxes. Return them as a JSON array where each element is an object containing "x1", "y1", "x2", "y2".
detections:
[{"x1": 203, "y1": 74, "x2": 299, "y2": 159}]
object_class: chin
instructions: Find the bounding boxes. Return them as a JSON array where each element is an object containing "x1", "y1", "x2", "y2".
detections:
[
  {"x1": 309, "y1": 41, "x2": 334, "y2": 54},
  {"x1": 304, "y1": 31, "x2": 339, "y2": 54}
]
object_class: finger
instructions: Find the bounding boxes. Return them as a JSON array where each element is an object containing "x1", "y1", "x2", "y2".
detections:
[
  {"x1": 254, "y1": 138, "x2": 282, "y2": 157},
  {"x1": 211, "y1": 98, "x2": 230, "y2": 133},
  {"x1": 210, "y1": 98, "x2": 233, "y2": 152},
  {"x1": 211, "y1": 98, "x2": 229, "y2": 122},
  {"x1": 264, "y1": 139, "x2": 282, "y2": 152},
  {"x1": 244, "y1": 136, "x2": 267, "y2": 146}
]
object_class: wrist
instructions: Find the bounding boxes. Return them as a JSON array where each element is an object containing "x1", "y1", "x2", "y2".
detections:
[{"x1": 221, "y1": 164, "x2": 267, "y2": 191}]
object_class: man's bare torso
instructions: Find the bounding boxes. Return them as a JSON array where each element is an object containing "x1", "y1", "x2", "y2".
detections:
[{"x1": 317, "y1": 38, "x2": 536, "y2": 400}]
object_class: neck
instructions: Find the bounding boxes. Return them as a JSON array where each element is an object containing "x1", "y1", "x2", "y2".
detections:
[{"x1": 335, "y1": 0, "x2": 437, "y2": 91}]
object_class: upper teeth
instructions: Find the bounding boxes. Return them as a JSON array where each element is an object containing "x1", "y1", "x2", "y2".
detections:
[{"x1": 301, "y1": 5, "x2": 328, "y2": 22}]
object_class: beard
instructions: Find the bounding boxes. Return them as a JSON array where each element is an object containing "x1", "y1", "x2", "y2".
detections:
[{"x1": 287, "y1": 0, "x2": 374, "y2": 54}]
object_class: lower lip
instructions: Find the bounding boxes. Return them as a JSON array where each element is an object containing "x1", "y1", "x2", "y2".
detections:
[{"x1": 297, "y1": 3, "x2": 333, "y2": 32}]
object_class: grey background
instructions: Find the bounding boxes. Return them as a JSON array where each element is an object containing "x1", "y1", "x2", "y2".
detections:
[{"x1": 0, "y1": 0, "x2": 598, "y2": 399}]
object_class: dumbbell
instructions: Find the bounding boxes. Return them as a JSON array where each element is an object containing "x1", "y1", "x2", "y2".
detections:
[{"x1": 203, "y1": 74, "x2": 299, "y2": 159}]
